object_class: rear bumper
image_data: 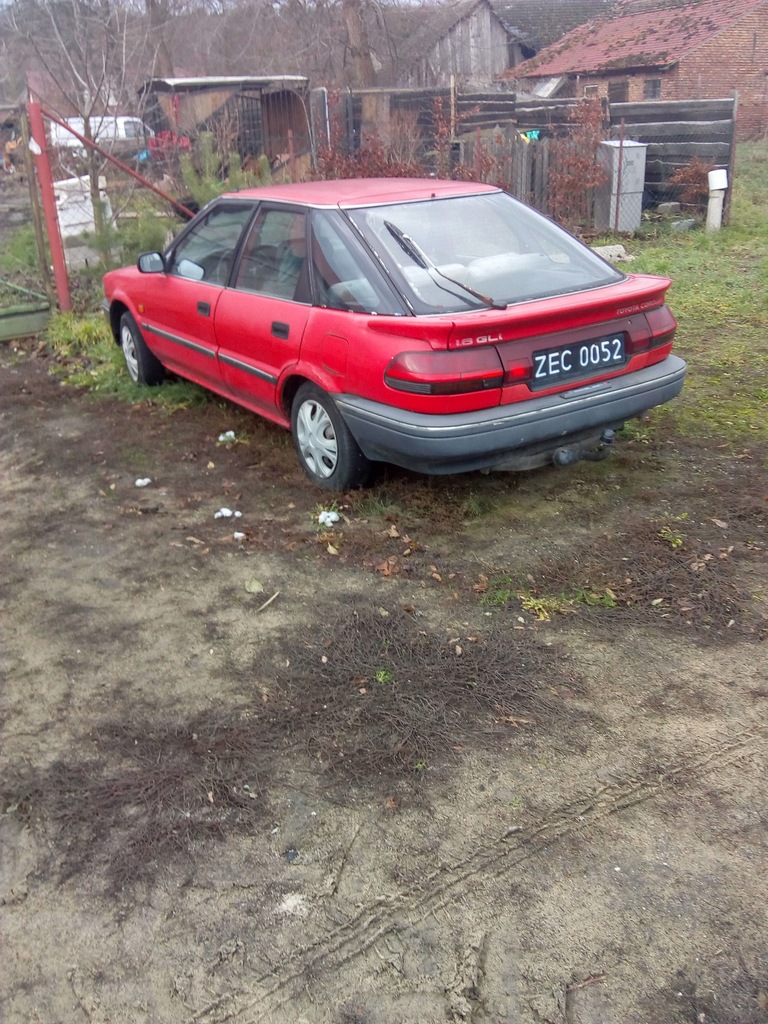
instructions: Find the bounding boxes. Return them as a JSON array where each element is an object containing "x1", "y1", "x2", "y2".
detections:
[{"x1": 336, "y1": 354, "x2": 686, "y2": 474}]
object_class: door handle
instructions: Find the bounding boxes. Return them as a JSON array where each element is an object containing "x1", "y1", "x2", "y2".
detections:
[
  {"x1": 197, "y1": 301, "x2": 211, "y2": 316},
  {"x1": 272, "y1": 321, "x2": 289, "y2": 340}
]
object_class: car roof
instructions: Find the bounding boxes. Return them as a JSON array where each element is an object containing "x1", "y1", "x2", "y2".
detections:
[{"x1": 222, "y1": 178, "x2": 500, "y2": 208}]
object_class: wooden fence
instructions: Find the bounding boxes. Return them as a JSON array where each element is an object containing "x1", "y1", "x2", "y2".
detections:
[
  {"x1": 317, "y1": 89, "x2": 739, "y2": 225},
  {"x1": 609, "y1": 98, "x2": 737, "y2": 207}
]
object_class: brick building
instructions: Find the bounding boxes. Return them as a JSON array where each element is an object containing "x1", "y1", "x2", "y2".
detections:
[{"x1": 503, "y1": 0, "x2": 768, "y2": 138}]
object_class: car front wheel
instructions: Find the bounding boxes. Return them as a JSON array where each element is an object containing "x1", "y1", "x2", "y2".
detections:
[
  {"x1": 119, "y1": 311, "x2": 165, "y2": 386},
  {"x1": 291, "y1": 383, "x2": 372, "y2": 490}
]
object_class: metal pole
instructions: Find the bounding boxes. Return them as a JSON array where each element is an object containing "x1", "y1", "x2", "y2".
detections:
[
  {"x1": 288, "y1": 127, "x2": 296, "y2": 183},
  {"x1": 614, "y1": 117, "x2": 625, "y2": 234},
  {"x1": 42, "y1": 107, "x2": 195, "y2": 220},
  {"x1": 27, "y1": 100, "x2": 72, "y2": 312},
  {"x1": 19, "y1": 107, "x2": 56, "y2": 308}
]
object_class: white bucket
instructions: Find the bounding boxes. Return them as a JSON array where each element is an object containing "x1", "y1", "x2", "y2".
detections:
[{"x1": 708, "y1": 168, "x2": 728, "y2": 192}]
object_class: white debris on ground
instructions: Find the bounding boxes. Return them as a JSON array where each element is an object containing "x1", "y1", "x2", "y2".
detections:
[
  {"x1": 233, "y1": 532, "x2": 246, "y2": 540},
  {"x1": 592, "y1": 244, "x2": 636, "y2": 263},
  {"x1": 134, "y1": 478, "x2": 152, "y2": 487},
  {"x1": 214, "y1": 508, "x2": 243, "y2": 519},
  {"x1": 217, "y1": 430, "x2": 237, "y2": 443},
  {"x1": 317, "y1": 510, "x2": 340, "y2": 527}
]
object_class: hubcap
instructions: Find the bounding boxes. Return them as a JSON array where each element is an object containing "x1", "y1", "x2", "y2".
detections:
[
  {"x1": 296, "y1": 399, "x2": 337, "y2": 478},
  {"x1": 121, "y1": 323, "x2": 139, "y2": 382}
]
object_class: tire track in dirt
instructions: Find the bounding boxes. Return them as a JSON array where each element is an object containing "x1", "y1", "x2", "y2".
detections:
[{"x1": 184, "y1": 723, "x2": 765, "y2": 1023}]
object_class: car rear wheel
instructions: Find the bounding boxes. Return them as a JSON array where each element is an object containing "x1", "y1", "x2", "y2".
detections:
[
  {"x1": 291, "y1": 383, "x2": 372, "y2": 490},
  {"x1": 120, "y1": 311, "x2": 165, "y2": 386}
]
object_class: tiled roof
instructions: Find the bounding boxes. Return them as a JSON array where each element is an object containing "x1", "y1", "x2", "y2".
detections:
[
  {"x1": 492, "y1": 0, "x2": 616, "y2": 48},
  {"x1": 506, "y1": 0, "x2": 766, "y2": 77}
]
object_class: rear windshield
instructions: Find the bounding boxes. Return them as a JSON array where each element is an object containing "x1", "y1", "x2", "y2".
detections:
[{"x1": 347, "y1": 191, "x2": 623, "y2": 315}]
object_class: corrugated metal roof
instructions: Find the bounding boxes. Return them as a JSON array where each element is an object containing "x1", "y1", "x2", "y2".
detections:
[
  {"x1": 142, "y1": 76, "x2": 309, "y2": 91},
  {"x1": 507, "y1": 0, "x2": 766, "y2": 77}
]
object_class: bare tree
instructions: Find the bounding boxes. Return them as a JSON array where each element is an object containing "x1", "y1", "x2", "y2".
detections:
[
  {"x1": 341, "y1": 0, "x2": 376, "y2": 86},
  {"x1": 8, "y1": 0, "x2": 157, "y2": 243}
]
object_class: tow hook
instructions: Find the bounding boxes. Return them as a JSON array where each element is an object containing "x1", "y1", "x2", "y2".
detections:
[{"x1": 552, "y1": 428, "x2": 616, "y2": 467}]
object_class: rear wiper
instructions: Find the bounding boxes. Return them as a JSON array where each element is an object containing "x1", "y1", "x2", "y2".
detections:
[{"x1": 383, "y1": 220, "x2": 506, "y2": 311}]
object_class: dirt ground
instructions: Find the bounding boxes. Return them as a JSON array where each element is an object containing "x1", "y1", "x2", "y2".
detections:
[{"x1": 1, "y1": 342, "x2": 766, "y2": 1024}]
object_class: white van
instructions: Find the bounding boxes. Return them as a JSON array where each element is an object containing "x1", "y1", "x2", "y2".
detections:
[{"x1": 51, "y1": 115, "x2": 154, "y2": 155}]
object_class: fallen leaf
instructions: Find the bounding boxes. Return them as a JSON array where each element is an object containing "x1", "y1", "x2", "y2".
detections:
[
  {"x1": 327, "y1": 543, "x2": 339, "y2": 555},
  {"x1": 387, "y1": 525, "x2": 400, "y2": 538},
  {"x1": 245, "y1": 578, "x2": 264, "y2": 594},
  {"x1": 711, "y1": 518, "x2": 728, "y2": 529},
  {"x1": 651, "y1": 598, "x2": 664, "y2": 606}
]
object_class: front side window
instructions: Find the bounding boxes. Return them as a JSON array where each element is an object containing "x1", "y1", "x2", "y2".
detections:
[
  {"x1": 167, "y1": 202, "x2": 254, "y2": 285},
  {"x1": 347, "y1": 191, "x2": 623, "y2": 315}
]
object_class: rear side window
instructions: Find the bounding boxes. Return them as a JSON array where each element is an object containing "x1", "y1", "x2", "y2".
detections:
[
  {"x1": 310, "y1": 211, "x2": 405, "y2": 315},
  {"x1": 234, "y1": 207, "x2": 310, "y2": 302}
]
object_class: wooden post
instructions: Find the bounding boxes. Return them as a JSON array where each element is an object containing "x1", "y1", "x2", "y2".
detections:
[{"x1": 724, "y1": 93, "x2": 738, "y2": 227}]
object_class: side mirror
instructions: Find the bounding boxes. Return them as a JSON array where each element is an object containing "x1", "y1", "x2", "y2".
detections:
[{"x1": 137, "y1": 252, "x2": 165, "y2": 273}]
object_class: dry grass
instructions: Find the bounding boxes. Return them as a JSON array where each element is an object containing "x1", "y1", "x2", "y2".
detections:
[{"x1": 3, "y1": 608, "x2": 573, "y2": 890}]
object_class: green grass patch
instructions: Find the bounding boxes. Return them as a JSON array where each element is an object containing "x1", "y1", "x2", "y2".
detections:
[
  {"x1": 628, "y1": 141, "x2": 768, "y2": 447},
  {"x1": 45, "y1": 313, "x2": 212, "y2": 409},
  {"x1": 481, "y1": 573, "x2": 617, "y2": 617},
  {"x1": 0, "y1": 224, "x2": 39, "y2": 275}
]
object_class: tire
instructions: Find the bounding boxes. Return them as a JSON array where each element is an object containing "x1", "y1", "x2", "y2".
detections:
[
  {"x1": 119, "y1": 311, "x2": 165, "y2": 386},
  {"x1": 291, "y1": 383, "x2": 373, "y2": 490}
]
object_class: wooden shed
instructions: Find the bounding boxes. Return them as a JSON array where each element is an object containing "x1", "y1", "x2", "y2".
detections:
[{"x1": 138, "y1": 76, "x2": 312, "y2": 169}]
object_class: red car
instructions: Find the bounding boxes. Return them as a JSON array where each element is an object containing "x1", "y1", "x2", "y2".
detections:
[{"x1": 103, "y1": 178, "x2": 685, "y2": 490}]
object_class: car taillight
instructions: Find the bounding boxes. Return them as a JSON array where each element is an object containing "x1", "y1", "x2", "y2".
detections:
[
  {"x1": 646, "y1": 303, "x2": 677, "y2": 348},
  {"x1": 502, "y1": 358, "x2": 533, "y2": 385},
  {"x1": 627, "y1": 304, "x2": 677, "y2": 354},
  {"x1": 384, "y1": 348, "x2": 505, "y2": 395}
]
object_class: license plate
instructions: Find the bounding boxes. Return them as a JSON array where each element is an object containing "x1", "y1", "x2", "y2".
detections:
[{"x1": 532, "y1": 333, "x2": 626, "y2": 387}]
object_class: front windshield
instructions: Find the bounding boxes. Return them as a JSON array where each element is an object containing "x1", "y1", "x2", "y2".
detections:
[{"x1": 347, "y1": 191, "x2": 623, "y2": 315}]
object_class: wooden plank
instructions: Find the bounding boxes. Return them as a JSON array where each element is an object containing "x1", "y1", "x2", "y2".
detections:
[
  {"x1": 458, "y1": 92, "x2": 517, "y2": 103},
  {"x1": 457, "y1": 118, "x2": 520, "y2": 133},
  {"x1": 457, "y1": 110, "x2": 519, "y2": 123},
  {"x1": 456, "y1": 102, "x2": 518, "y2": 115},
  {"x1": 609, "y1": 121, "x2": 733, "y2": 141},
  {"x1": 644, "y1": 141, "x2": 732, "y2": 161},
  {"x1": 611, "y1": 99, "x2": 736, "y2": 123}
]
